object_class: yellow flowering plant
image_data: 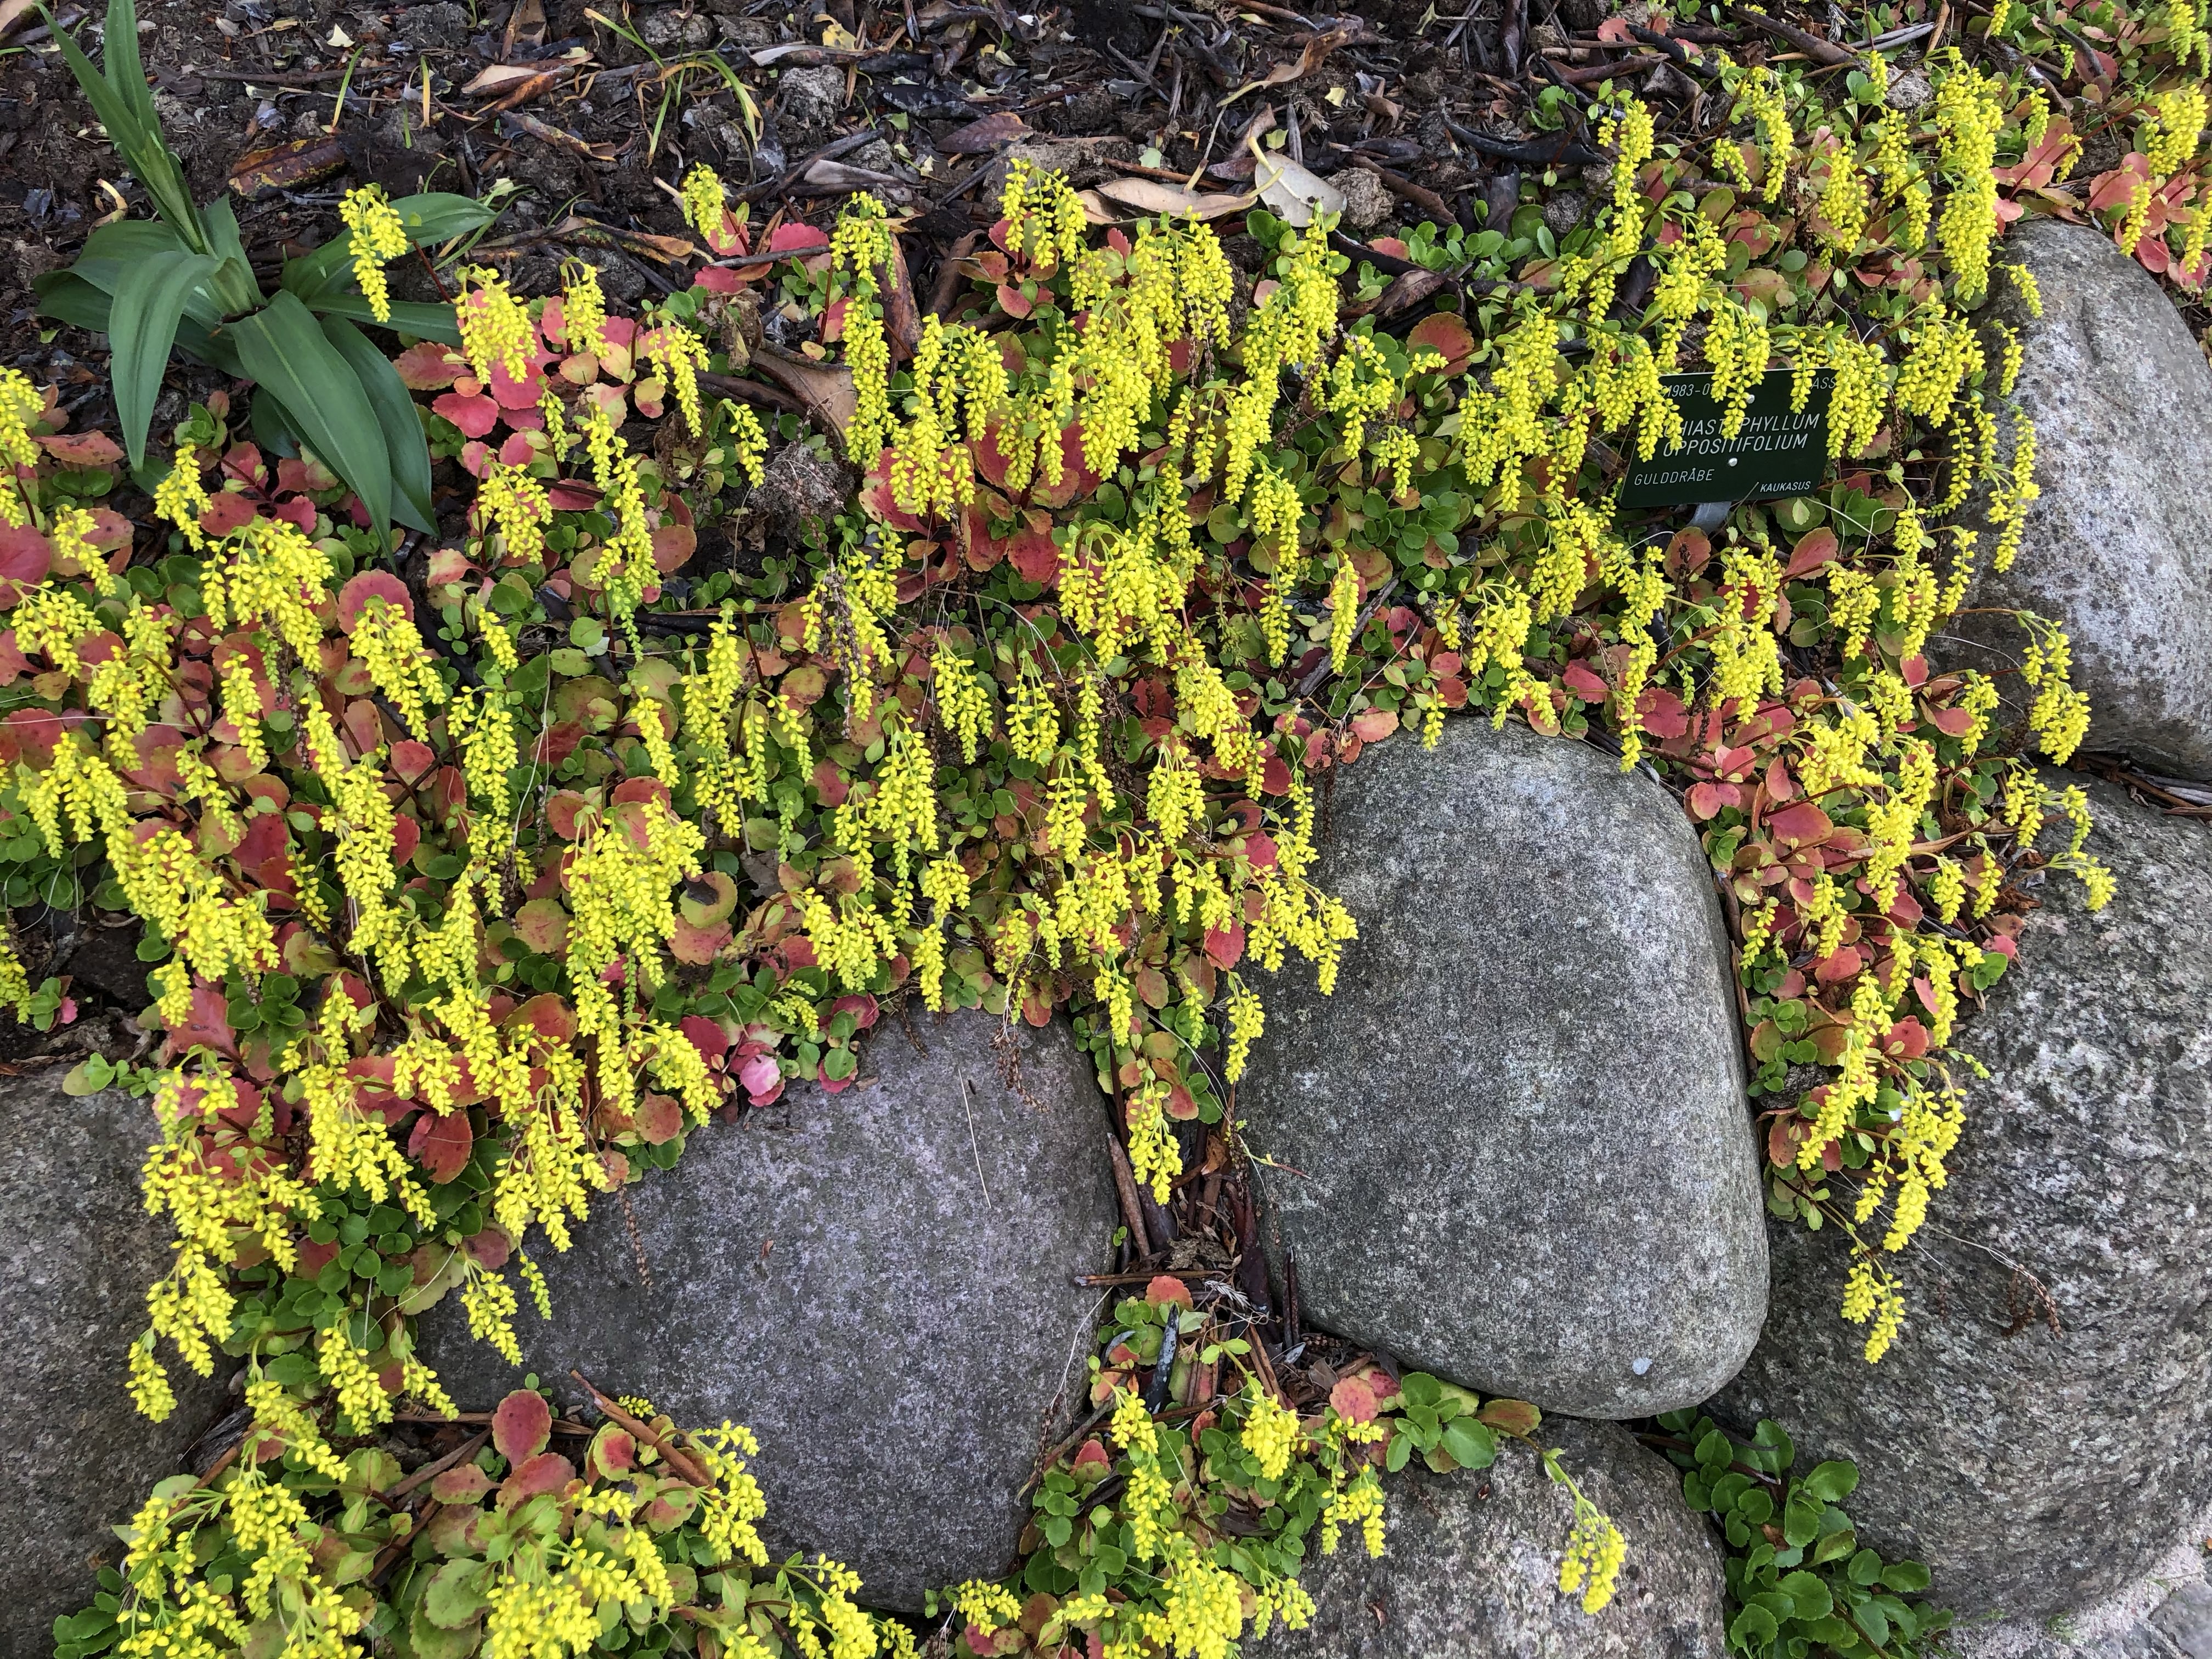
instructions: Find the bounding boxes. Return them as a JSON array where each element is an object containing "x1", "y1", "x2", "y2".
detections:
[
  {"x1": 938, "y1": 1273, "x2": 1628, "y2": 1658},
  {"x1": 19, "y1": 0, "x2": 2212, "y2": 1647}
]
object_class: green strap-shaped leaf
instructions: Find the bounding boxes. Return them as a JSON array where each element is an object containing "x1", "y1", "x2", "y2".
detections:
[
  {"x1": 228, "y1": 291, "x2": 393, "y2": 534},
  {"x1": 303, "y1": 291, "x2": 465, "y2": 347},
  {"x1": 44, "y1": 0, "x2": 202, "y2": 247},
  {"x1": 109, "y1": 249, "x2": 221, "y2": 467},
  {"x1": 33, "y1": 269, "x2": 113, "y2": 332},
  {"x1": 320, "y1": 314, "x2": 437, "y2": 535}
]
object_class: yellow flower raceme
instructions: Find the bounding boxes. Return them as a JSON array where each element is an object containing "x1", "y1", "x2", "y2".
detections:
[{"x1": 338, "y1": 184, "x2": 409, "y2": 324}]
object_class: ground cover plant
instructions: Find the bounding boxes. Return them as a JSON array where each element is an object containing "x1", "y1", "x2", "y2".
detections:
[{"x1": 5, "y1": 0, "x2": 2211, "y2": 1649}]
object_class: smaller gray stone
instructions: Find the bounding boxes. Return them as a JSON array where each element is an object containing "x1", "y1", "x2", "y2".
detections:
[
  {"x1": 776, "y1": 64, "x2": 846, "y2": 135},
  {"x1": 1265, "y1": 1420, "x2": 1728, "y2": 1658},
  {"x1": 1544, "y1": 189, "x2": 1590, "y2": 239},
  {"x1": 639, "y1": 8, "x2": 713, "y2": 48},
  {"x1": 419, "y1": 1011, "x2": 1119, "y2": 1611},
  {"x1": 1886, "y1": 70, "x2": 1933, "y2": 110},
  {"x1": 1335, "y1": 167, "x2": 1396, "y2": 235},
  {"x1": 0, "y1": 1075, "x2": 235, "y2": 1657}
]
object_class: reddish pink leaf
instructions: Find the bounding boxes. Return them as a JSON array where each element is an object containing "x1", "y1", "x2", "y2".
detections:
[
  {"x1": 767, "y1": 221, "x2": 831, "y2": 255},
  {"x1": 430, "y1": 1464, "x2": 494, "y2": 1503},
  {"x1": 1783, "y1": 528, "x2": 1839, "y2": 578},
  {"x1": 500, "y1": 1449, "x2": 574, "y2": 1504},
  {"x1": 492, "y1": 1390, "x2": 552, "y2": 1463},
  {"x1": 1561, "y1": 661, "x2": 1609, "y2": 702},
  {"x1": 0, "y1": 524, "x2": 53, "y2": 603},
  {"x1": 408, "y1": 1109, "x2": 475, "y2": 1184},
  {"x1": 1329, "y1": 1376, "x2": 1379, "y2": 1424},
  {"x1": 432, "y1": 391, "x2": 501, "y2": 438},
  {"x1": 1203, "y1": 924, "x2": 1245, "y2": 969},
  {"x1": 35, "y1": 429, "x2": 123, "y2": 466},
  {"x1": 737, "y1": 1052, "x2": 782, "y2": 1103},
  {"x1": 1813, "y1": 945, "x2": 1864, "y2": 984},
  {"x1": 394, "y1": 342, "x2": 468, "y2": 389},
  {"x1": 337, "y1": 570, "x2": 415, "y2": 632},
  {"x1": 1768, "y1": 802, "x2": 1834, "y2": 845},
  {"x1": 1146, "y1": 1274, "x2": 1194, "y2": 1308},
  {"x1": 1406, "y1": 312, "x2": 1478, "y2": 375},
  {"x1": 1351, "y1": 708, "x2": 1398, "y2": 742}
]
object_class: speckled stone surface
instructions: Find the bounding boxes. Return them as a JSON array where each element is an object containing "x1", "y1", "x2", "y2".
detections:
[
  {"x1": 1714, "y1": 775, "x2": 2212, "y2": 1620},
  {"x1": 421, "y1": 1009, "x2": 1117, "y2": 1611},
  {"x1": 1960, "y1": 218, "x2": 2212, "y2": 779},
  {"x1": 1240, "y1": 720, "x2": 1767, "y2": 1418},
  {"x1": 1263, "y1": 1418, "x2": 1729, "y2": 1659},
  {"x1": 1, "y1": 1074, "x2": 234, "y2": 1656}
]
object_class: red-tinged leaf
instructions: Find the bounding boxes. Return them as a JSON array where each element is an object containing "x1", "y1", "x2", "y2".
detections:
[
  {"x1": 1635, "y1": 685, "x2": 1691, "y2": 737},
  {"x1": 995, "y1": 281, "x2": 1035, "y2": 319},
  {"x1": 1406, "y1": 311, "x2": 1477, "y2": 375},
  {"x1": 408, "y1": 1109, "x2": 475, "y2": 1184},
  {"x1": 1783, "y1": 528, "x2": 1839, "y2": 578},
  {"x1": 1883, "y1": 1017, "x2": 1931, "y2": 1059},
  {"x1": 388, "y1": 740, "x2": 436, "y2": 784},
  {"x1": 651, "y1": 520, "x2": 697, "y2": 574},
  {"x1": 1768, "y1": 802, "x2": 1834, "y2": 845},
  {"x1": 1763, "y1": 756, "x2": 1797, "y2": 802},
  {"x1": 500, "y1": 1450, "x2": 574, "y2": 1505},
  {"x1": 1204, "y1": 924, "x2": 1245, "y2": 969},
  {"x1": 1027, "y1": 426, "x2": 1099, "y2": 510},
  {"x1": 1688, "y1": 780, "x2": 1740, "y2": 820},
  {"x1": 1351, "y1": 707, "x2": 1398, "y2": 742},
  {"x1": 1928, "y1": 706, "x2": 1976, "y2": 736},
  {"x1": 1900, "y1": 653, "x2": 1928, "y2": 688},
  {"x1": 1329, "y1": 1376, "x2": 1378, "y2": 1424},
  {"x1": 1259, "y1": 754, "x2": 1291, "y2": 795},
  {"x1": 634, "y1": 1092, "x2": 684, "y2": 1146},
  {"x1": 487, "y1": 358, "x2": 545, "y2": 410},
  {"x1": 737, "y1": 1052, "x2": 783, "y2": 1104},
  {"x1": 1813, "y1": 945, "x2": 1864, "y2": 984},
  {"x1": 545, "y1": 790, "x2": 599, "y2": 840},
  {"x1": 586, "y1": 1424, "x2": 637, "y2": 1482},
  {"x1": 492, "y1": 1390, "x2": 552, "y2": 1463},
  {"x1": 0, "y1": 523, "x2": 53, "y2": 604},
  {"x1": 1071, "y1": 1437, "x2": 1113, "y2": 1475},
  {"x1": 163, "y1": 981, "x2": 238, "y2": 1059},
  {"x1": 430, "y1": 1464, "x2": 494, "y2": 1503},
  {"x1": 432, "y1": 390, "x2": 501, "y2": 438},
  {"x1": 387, "y1": 812, "x2": 420, "y2": 867},
  {"x1": 548, "y1": 479, "x2": 601, "y2": 511},
  {"x1": 696, "y1": 264, "x2": 747, "y2": 295},
  {"x1": 768, "y1": 221, "x2": 831, "y2": 255},
  {"x1": 509, "y1": 992, "x2": 578, "y2": 1046},
  {"x1": 394, "y1": 342, "x2": 467, "y2": 388},
  {"x1": 1164, "y1": 1082, "x2": 1199, "y2": 1120},
  {"x1": 671, "y1": 916, "x2": 732, "y2": 964},
  {"x1": 34, "y1": 428, "x2": 123, "y2": 465},
  {"x1": 1561, "y1": 660, "x2": 1609, "y2": 702},
  {"x1": 680, "y1": 1014, "x2": 731, "y2": 1062},
  {"x1": 337, "y1": 570, "x2": 415, "y2": 632},
  {"x1": 1146, "y1": 1274, "x2": 1194, "y2": 1309},
  {"x1": 513, "y1": 897, "x2": 569, "y2": 955},
  {"x1": 1007, "y1": 526, "x2": 1060, "y2": 585}
]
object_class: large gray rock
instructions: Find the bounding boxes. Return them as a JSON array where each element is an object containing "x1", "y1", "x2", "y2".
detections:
[
  {"x1": 1963, "y1": 217, "x2": 2212, "y2": 778},
  {"x1": 1, "y1": 1073, "x2": 234, "y2": 1656},
  {"x1": 1243, "y1": 720, "x2": 1767, "y2": 1418},
  {"x1": 1714, "y1": 774, "x2": 2212, "y2": 1619},
  {"x1": 1265, "y1": 1418, "x2": 1730, "y2": 1658},
  {"x1": 420, "y1": 1009, "x2": 1117, "y2": 1611}
]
